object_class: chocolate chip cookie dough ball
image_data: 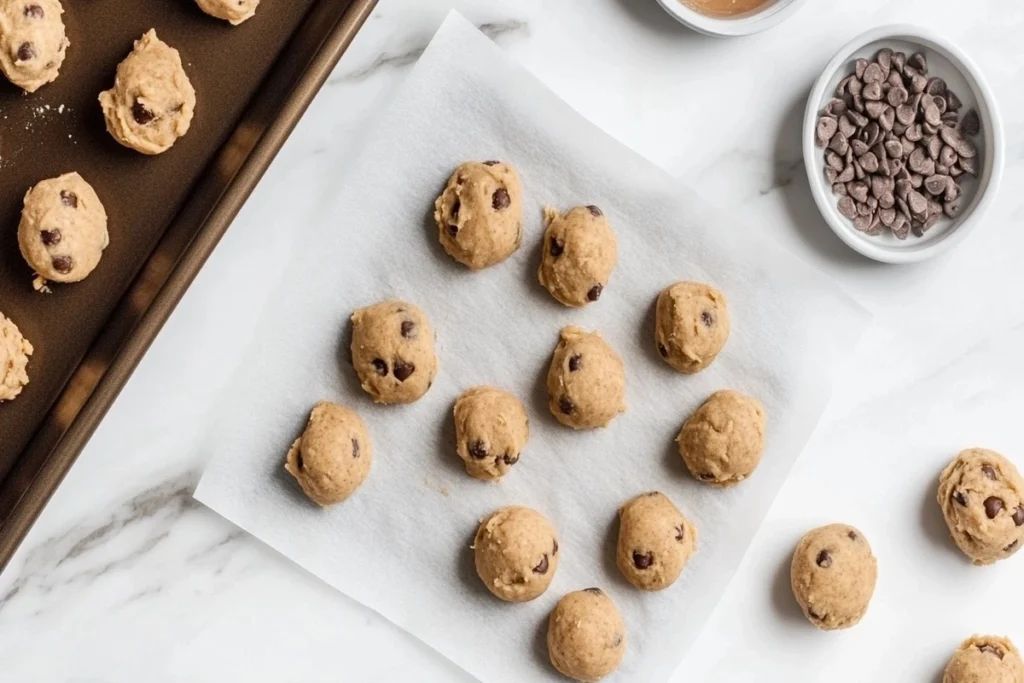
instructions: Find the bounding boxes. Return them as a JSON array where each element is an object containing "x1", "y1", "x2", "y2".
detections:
[
  {"x1": 943, "y1": 635, "x2": 1024, "y2": 683},
  {"x1": 18, "y1": 172, "x2": 109, "y2": 291},
  {"x1": 790, "y1": 523, "x2": 877, "y2": 631},
  {"x1": 284, "y1": 401, "x2": 372, "y2": 506},
  {"x1": 0, "y1": 0, "x2": 68, "y2": 93},
  {"x1": 350, "y1": 299, "x2": 437, "y2": 405},
  {"x1": 616, "y1": 492, "x2": 697, "y2": 591},
  {"x1": 99, "y1": 30, "x2": 196, "y2": 155},
  {"x1": 0, "y1": 313, "x2": 33, "y2": 403},
  {"x1": 474, "y1": 506, "x2": 559, "y2": 602},
  {"x1": 453, "y1": 386, "x2": 529, "y2": 482},
  {"x1": 655, "y1": 281, "x2": 730, "y2": 373},
  {"x1": 938, "y1": 448, "x2": 1024, "y2": 565},
  {"x1": 195, "y1": 0, "x2": 259, "y2": 25},
  {"x1": 433, "y1": 161, "x2": 523, "y2": 270},
  {"x1": 546, "y1": 326, "x2": 625, "y2": 430},
  {"x1": 538, "y1": 205, "x2": 617, "y2": 307},
  {"x1": 547, "y1": 589, "x2": 626, "y2": 682},
  {"x1": 678, "y1": 390, "x2": 765, "y2": 487}
]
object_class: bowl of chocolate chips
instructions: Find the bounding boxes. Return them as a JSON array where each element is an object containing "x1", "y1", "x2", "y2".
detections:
[{"x1": 803, "y1": 25, "x2": 1004, "y2": 263}]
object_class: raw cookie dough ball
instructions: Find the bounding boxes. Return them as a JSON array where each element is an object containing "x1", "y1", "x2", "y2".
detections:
[
  {"x1": 616, "y1": 491, "x2": 697, "y2": 591},
  {"x1": 546, "y1": 326, "x2": 625, "y2": 430},
  {"x1": 473, "y1": 506, "x2": 559, "y2": 602},
  {"x1": 547, "y1": 588, "x2": 626, "y2": 682},
  {"x1": 284, "y1": 401, "x2": 373, "y2": 506},
  {"x1": 790, "y1": 523, "x2": 877, "y2": 631},
  {"x1": 99, "y1": 30, "x2": 196, "y2": 155},
  {"x1": 655, "y1": 281, "x2": 730, "y2": 373},
  {"x1": 0, "y1": 0, "x2": 68, "y2": 93},
  {"x1": 453, "y1": 386, "x2": 529, "y2": 481},
  {"x1": 195, "y1": 0, "x2": 259, "y2": 25},
  {"x1": 943, "y1": 635, "x2": 1024, "y2": 683},
  {"x1": 0, "y1": 313, "x2": 33, "y2": 403},
  {"x1": 433, "y1": 161, "x2": 523, "y2": 270},
  {"x1": 937, "y1": 448, "x2": 1024, "y2": 565},
  {"x1": 537, "y1": 205, "x2": 617, "y2": 307},
  {"x1": 678, "y1": 390, "x2": 765, "y2": 487},
  {"x1": 18, "y1": 172, "x2": 109, "y2": 291},
  {"x1": 350, "y1": 299, "x2": 437, "y2": 405}
]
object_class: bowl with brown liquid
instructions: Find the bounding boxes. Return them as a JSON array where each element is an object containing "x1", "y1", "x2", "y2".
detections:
[{"x1": 656, "y1": 0, "x2": 808, "y2": 36}]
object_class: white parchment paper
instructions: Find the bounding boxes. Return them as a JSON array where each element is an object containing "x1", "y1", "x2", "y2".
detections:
[{"x1": 195, "y1": 13, "x2": 871, "y2": 683}]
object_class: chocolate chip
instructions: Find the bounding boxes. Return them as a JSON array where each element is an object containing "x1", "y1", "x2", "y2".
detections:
[
  {"x1": 24, "y1": 4, "x2": 44, "y2": 17},
  {"x1": 549, "y1": 237, "x2": 564, "y2": 257},
  {"x1": 908, "y1": 52, "x2": 927, "y2": 74},
  {"x1": 40, "y1": 229, "x2": 61, "y2": 246},
  {"x1": 960, "y1": 109, "x2": 981, "y2": 137},
  {"x1": 675, "y1": 525, "x2": 685, "y2": 542},
  {"x1": 586, "y1": 205, "x2": 602, "y2": 217},
  {"x1": 447, "y1": 224, "x2": 458, "y2": 237},
  {"x1": 584, "y1": 587, "x2": 602, "y2": 594},
  {"x1": 393, "y1": 360, "x2": 415, "y2": 382},
  {"x1": 632, "y1": 551, "x2": 654, "y2": 569},
  {"x1": 558, "y1": 396, "x2": 574, "y2": 415},
  {"x1": 295, "y1": 451, "x2": 304, "y2": 470},
  {"x1": 587, "y1": 284, "x2": 603, "y2": 302},
  {"x1": 491, "y1": 187, "x2": 510, "y2": 210},
  {"x1": 568, "y1": 354, "x2": 582, "y2": 372},
  {"x1": 978, "y1": 645, "x2": 1004, "y2": 659},
  {"x1": 552, "y1": 539, "x2": 559, "y2": 555},
  {"x1": 451, "y1": 199, "x2": 460, "y2": 219},
  {"x1": 533, "y1": 554, "x2": 549, "y2": 574},
  {"x1": 816, "y1": 549, "x2": 832, "y2": 568},
  {"x1": 51, "y1": 255, "x2": 72, "y2": 274},
  {"x1": 60, "y1": 190, "x2": 78, "y2": 208},
  {"x1": 17, "y1": 42, "x2": 35, "y2": 61},
  {"x1": 658, "y1": 343, "x2": 668, "y2": 358},
  {"x1": 469, "y1": 440, "x2": 488, "y2": 459},
  {"x1": 1006, "y1": 540, "x2": 1020, "y2": 553},
  {"x1": 982, "y1": 464, "x2": 997, "y2": 480},
  {"x1": 1013, "y1": 507, "x2": 1024, "y2": 527},
  {"x1": 352, "y1": 438, "x2": 360, "y2": 458},
  {"x1": 954, "y1": 491, "x2": 968, "y2": 506},
  {"x1": 371, "y1": 358, "x2": 388, "y2": 376},
  {"x1": 502, "y1": 452, "x2": 518, "y2": 466},
  {"x1": 132, "y1": 100, "x2": 155, "y2": 125},
  {"x1": 482, "y1": 160, "x2": 500, "y2": 166},
  {"x1": 400, "y1": 320, "x2": 415, "y2": 338},
  {"x1": 984, "y1": 497, "x2": 1004, "y2": 519},
  {"x1": 700, "y1": 310, "x2": 714, "y2": 327},
  {"x1": 848, "y1": 531, "x2": 858, "y2": 541},
  {"x1": 698, "y1": 473, "x2": 716, "y2": 481},
  {"x1": 611, "y1": 634, "x2": 623, "y2": 648}
]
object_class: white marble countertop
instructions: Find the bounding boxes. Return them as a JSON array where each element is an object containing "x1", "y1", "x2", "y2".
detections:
[{"x1": 2, "y1": 0, "x2": 1023, "y2": 680}]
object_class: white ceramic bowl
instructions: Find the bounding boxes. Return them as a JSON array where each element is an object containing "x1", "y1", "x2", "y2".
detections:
[
  {"x1": 803, "y1": 25, "x2": 1004, "y2": 264},
  {"x1": 655, "y1": 0, "x2": 807, "y2": 36}
]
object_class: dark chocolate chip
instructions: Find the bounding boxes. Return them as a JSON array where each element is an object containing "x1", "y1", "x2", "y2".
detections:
[
  {"x1": 1013, "y1": 506, "x2": 1024, "y2": 527},
  {"x1": 24, "y1": 4, "x2": 44, "y2": 18},
  {"x1": 451, "y1": 199, "x2": 460, "y2": 219},
  {"x1": 60, "y1": 190, "x2": 78, "y2": 208},
  {"x1": 400, "y1": 320, "x2": 415, "y2": 338},
  {"x1": 482, "y1": 160, "x2": 500, "y2": 166},
  {"x1": 51, "y1": 255, "x2": 72, "y2": 274},
  {"x1": 568, "y1": 354, "x2": 582, "y2": 372},
  {"x1": 632, "y1": 551, "x2": 654, "y2": 569},
  {"x1": 816, "y1": 549, "x2": 833, "y2": 568},
  {"x1": 469, "y1": 440, "x2": 488, "y2": 459},
  {"x1": 587, "y1": 284, "x2": 603, "y2": 302},
  {"x1": 658, "y1": 343, "x2": 668, "y2": 358},
  {"x1": 502, "y1": 452, "x2": 518, "y2": 466},
  {"x1": 393, "y1": 360, "x2": 414, "y2": 382},
  {"x1": 17, "y1": 42, "x2": 35, "y2": 61},
  {"x1": 491, "y1": 187, "x2": 510, "y2": 210},
  {"x1": 982, "y1": 464, "x2": 997, "y2": 480},
  {"x1": 352, "y1": 438, "x2": 360, "y2": 458},
  {"x1": 549, "y1": 237, "x2": 564, "y2": 257},
  {"x1": 700, "y1": 310, "x2": 715, "y2": 327},
  {"x1": 533, "y1": 554, "x2": 549, "y2": 574},
  {"x1": 40, "y1": 229, "x2": 61, "y2": 246},
  {"x1": 132, "y1": 100, "x2": 155, "y2": 125},
  {"x1": 1006, "y1": 540, "x2": 1020, "y2": 553},
  {"x1": 371, "y1": 358, "x2": 388, "y2": 376},
  {"x1": 698, "y1": 473, "x2": 716, "y2": 481},
  {"x1": 295, "y1": 451, "x2": 304, "y2": 470},
  {"x1": 954, "y1": 490, "x2": 967, "y2": 506},
  {"x1": 984, "y1": 497, "x2": 1004, "y2": 519},
  {"x1": 558, "y1": 396, "x2": 574, "y2": 415},
  {"x1": 584, "y1": 587, "x2": 603, "y2": 594},
  {"x1": 808, "y1": 609, "x2": 824, "y2": 621},
  {"x1": 978, "y1": 645, "x2": 1004, "y2": 659},
  {"x1": 552, "y1": 539, "x2": 559, "y2": 555},
  {"x1": 675, "y1": 525, "x2": 685, "y2": 542},
  {"x1": 447, "y1": 224, "x2": 458, "y2": 237},
  {"x1": 586, "y1": 205, "x2": 602, "y2": 217},
  {"x1": 848, "y1": 531, "x2": 858, "y2": 541}
]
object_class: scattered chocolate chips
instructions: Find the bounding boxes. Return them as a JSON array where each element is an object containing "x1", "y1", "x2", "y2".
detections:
[
  {"x1": 60, "y1": 190, "x2": 78, "y2": 208},
  {"x1": 51, "y1": 255, "x2": 72, "y2": 274},
  {"x1": 393, "y1": 360, "x2": 415, "y2": 382},
  {"x1": 549, "y1": 237, "x2": 564, "y2": 257},
  {"x1": 1013, "y1": 506, "x2": 1024, "y2": 527},
  {"x1": 816, "y1": 549, "x2": 832, "y2": 568},
  {"x1": 132, "y1": 100, "x2": 155, "y2": 125},
  {"x1": 1006, "y1": 540, "x2": 1020, "y2": 553},
  {"x1": 700, "y1": 310, "x2": 715, "y2": 327},
  {"x1": 978, "y1": 644, "x2": 1005, "y2": 659},
  {"x1": 632, "y1": 551, "x2": 654, "y2": 569},
  {"x1": 533, "y1": 554, "x2": 549, "y2": 574},
  {"x1": 558, "y1": 395, "x2": 574, "y2": 415},
  {"x1": 351, "y1": 438, "x2": 360, "y2": 458},
  {"x1": 981, "y1": 464, "x2": 997, "y2": 480},
  {"x1": 24, "y1": 4, "x2": 44, "y2": 17},
  {"x1": 17, "y1": 42, "x2": 35, "y2": 61},
  {"x1": 482, "y1": 160, "x2": 500, "y2": 166},
  {"x1": 848, "y1": 530, "x2": 858, "y2": 541},
  {"x1": 675, "y1": 525, "x2": 685, "y2": 542},
  {"x1": 586, "y1": 205, "x2": 603, "y2": 217},
  {"x1": 39, "y1": 229, "x2": 61, "y2": 246},
  {"x1": 502, "y1": 452, "x2": 518, "y2": 466},
  {"x1": 400, "y1": 320, "x2": 415, "y2": 338},
  {"x1": 984, "y1": 496, "x2": 1004, "y2": 519},
  {"x1": 658, "y1": 343, "x2": 668, "y2": 358},
  {"x1": 371, "y1": 358, "x2": 388, "y2": 376},
  {"x1": 587, "y1": 284, "x2": 603, "y2": 302},
  {"x1": 491, "y1": 187, "x2": 510, "y2": 210},
  {"x1": 469, "y1": 440, "x2": 488, "y2": 459},
  {"x1": 568, "y1": 354, "x2": 582, "y2": 372}
]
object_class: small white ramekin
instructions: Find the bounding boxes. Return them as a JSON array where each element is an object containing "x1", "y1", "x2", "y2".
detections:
[
  {"x1": 655, "y1": 0, "x2": 808, "y2": 37},
  {"x1": 803, "y1": 25, "x2": 1004, "y2": 264}
]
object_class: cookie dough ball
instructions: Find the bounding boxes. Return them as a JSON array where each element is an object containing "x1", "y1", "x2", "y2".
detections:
[
  {"x1": 350, "y1": 300, "x2": 437, "y2": 405},
  {"x1": 943, "y1": 635, "x2": 1024, "y2": 683},
  {"x1": 284, "y1": 401, "x2": 372, "y2": 506},
  {"x1": 18, "y1": 172, "x2": 109, "y2": 291},
  {"x1": 655, "y1": 281, "x2": 730, "y2": 373},
  {"x1": 433, "y1": 161, "x2": 523, "y2": 270},
  {"x1": 0, "y1": 0, "x2": 68, "y2": 93},
  {"x1": 454, "y1": 386, "x2": 529, "y2": 481},
  {"x1": 790, "y1": 523, "x2": 877, "y2": 631},
  {"x1": 195, "y1": 0, "x2": 259, "y2": 24},
  {"x1": 938, "y1": 448, "x2": 1024, "y2": 565},
  {"x1": 616, "y1": 492, "x2": 697, "y2": 591},
  {"x1": 473, "y1": 506, "x2": 559, "y2": 602},
  {"x1": 0, "y1": 313, "x2": 33, "y2": 403},
  {"x1": 547, "y1": 588, "x2": 626, "y2": 682},
  {"x1": 546, "y1": 326, "x2": 625, "y2": 430},
  {"x1": 99, "y1": 30, "x2": 196, "y2": 155},
  {"x1": 678, "y1": 390, "x2": 765, "y2": 487},
  {"x1": 538, "y1": 205, "x2": 617, "y2": 307}
]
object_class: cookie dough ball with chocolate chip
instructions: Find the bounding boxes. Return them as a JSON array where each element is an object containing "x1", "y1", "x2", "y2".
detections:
[
  {"x1": 99, "y1": 30, "x2": 196, "y2": 155},
  {"x1": 195, "y1": 0, "x2": 259, "y2": 24},
  {"x1": 0, "y1": 0, "x2": 69, "y2": 93},
  {"x1": 938, "y1": 448, "x2": 1024, "y2": 565},
  {"x1": 546, "y1": 326, "x2": 625, "y2": 430},
  {"x1": 678, "y1": 390, "x2": 765, "y2": 487},
  {"x1": 790, "y1": 523, "x2": 877, "y2": 631},
  {"x1": 0, "y1": 312, "x2": 33, "y2": 403},
  {"x1": 943, "y1": 635, "x2": 1024, "y2": 683},
  {"x1": 284, "y1": 401, "x2": 372, "y2": 507},
  {"x1": 616, "y1": 492, "x2": 697, "y2": 591},
  {"x1": 538, "y1": 205, "x2": 617, "y2": 307},
  {"x1": 655, "y1": 281, "x2": 730, "y2": 373},
  {"x1": 18, "y1": 172, "x2": 109, "y2": 291},
  {"x1": 350, "y1": 299, "x2": 437, "y2": 405},
  {"x1": 547, "y1": 588, "x2": 626, "y2": 682},
  {"x1": 433, "y1": 161, "x2": 523, "y2": 270},
  {"x1": 454, "y1": 386, "x2": 529, "y2": 482},
  {"x1": 474, "y1": 505, "x2": 559, "y2": 602}
]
